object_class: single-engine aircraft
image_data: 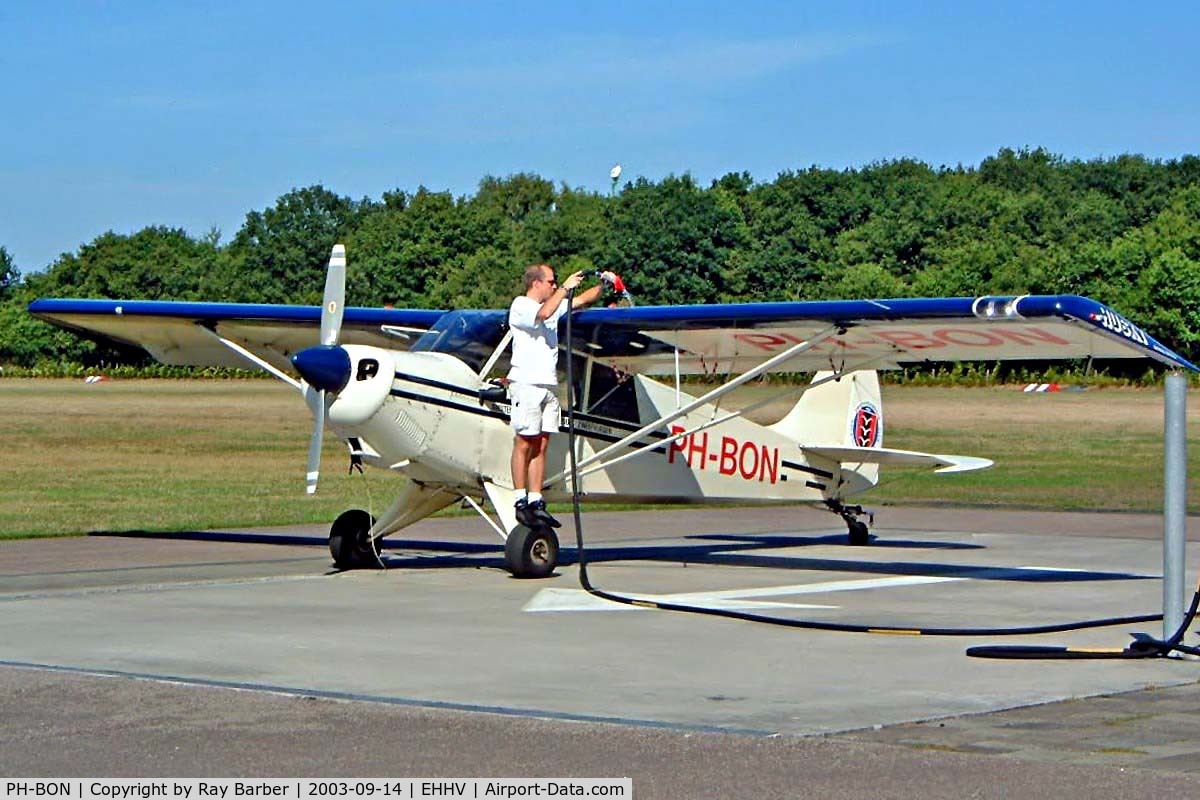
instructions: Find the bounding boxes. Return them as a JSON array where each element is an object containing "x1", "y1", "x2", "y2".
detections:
[{"x1": 29, "y1": 245, "x2": 1199, "y2": 578}]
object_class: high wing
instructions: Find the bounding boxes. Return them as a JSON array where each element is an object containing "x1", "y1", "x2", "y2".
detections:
[
  {"x1": 568, "y1": 295, "x2": 1199, "y2": 375},
  {"x1": 28, "y1": 293, "x2": 1198, "y2": 378},
  {"x1": 28, "y1": 299, "x2": 445, "y2": 373}
]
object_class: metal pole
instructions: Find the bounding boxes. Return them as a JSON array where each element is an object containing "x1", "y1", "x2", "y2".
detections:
[{"x1": 1163, "y1": 372, "x2": 1187, "y2": 641}]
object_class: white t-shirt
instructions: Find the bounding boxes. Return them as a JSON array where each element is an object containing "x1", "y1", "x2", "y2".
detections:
[{"x1": 507, "y1": 295, "x2": 569, "y2": 385}]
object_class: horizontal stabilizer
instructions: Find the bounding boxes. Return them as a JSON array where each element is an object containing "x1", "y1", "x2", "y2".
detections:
[{"x1": 801, "y1": 445, "x2": 994, "y2": 474}]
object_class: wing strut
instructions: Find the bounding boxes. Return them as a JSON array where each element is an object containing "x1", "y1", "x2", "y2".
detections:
[
  {"x1": 197, "y1": 326, "x2": 302, "y2": 390},
  {"x1": 544, "y1": 324, "x2": 842, "y2": 489}
]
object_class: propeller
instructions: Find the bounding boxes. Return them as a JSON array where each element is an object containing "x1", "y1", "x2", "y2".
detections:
[{"x1": 292, "y1": 244, "x2": 350, "y2": 495}]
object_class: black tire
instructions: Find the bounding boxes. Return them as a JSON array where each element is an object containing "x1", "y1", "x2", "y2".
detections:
[
  {"x1": 504, "y1": 524, "x2": 559, "y2": 579},
  {"x1": 329, "y1": 509, "x2": 381, "y2": 570},
  {"x1": 847, "y1": 519, "x2": 870, "y2": 546}
]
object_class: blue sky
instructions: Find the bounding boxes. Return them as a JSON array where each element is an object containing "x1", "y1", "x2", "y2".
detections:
[{"x1": 2, "y1": 1, "x2": 1197, "y2": 272}]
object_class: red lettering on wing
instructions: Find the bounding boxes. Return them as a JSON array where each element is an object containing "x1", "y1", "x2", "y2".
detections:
[
  {"x1": 733, "y1": 331, "x2": 808, "y2": 352},
  {"x1": 734, "y1": 333, "x2": 788, "y2": 352},
  {"x1": 719, "y1": 324, "x2": 1074, "y2": 356},
  {"x1": 934, "y1": 329, "x2": 1004, "y2": 346},
  {"x1": 874, "y1": 330, "x2": 944, "y2": 350},
  {"x1": 994, "y1": 327, "x2": 1072, "y2": 346}
]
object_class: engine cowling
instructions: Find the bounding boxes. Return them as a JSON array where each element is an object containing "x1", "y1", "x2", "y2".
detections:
[{"x1": 328, "y1": 345, "x2": 396, "y2": 426}]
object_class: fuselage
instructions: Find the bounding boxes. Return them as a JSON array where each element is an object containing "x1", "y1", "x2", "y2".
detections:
[{"x1": 322, "y1": 347, "x2": 872, "y2": 506}]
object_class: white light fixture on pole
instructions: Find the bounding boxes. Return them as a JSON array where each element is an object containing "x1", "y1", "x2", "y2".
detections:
[{"x1": 609, "y1": 164, "x2": 622, "y2": 196}]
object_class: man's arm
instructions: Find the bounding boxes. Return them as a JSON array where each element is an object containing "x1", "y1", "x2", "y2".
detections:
[
  {"x1": 570, "y1": 284, "x2": 603, "y2": 308},
  {"x1": 535, "y1": 286, "x2": 570, "y2": 321},
  {"x1": 537, "y1": 270, "x2": 586, "y2": 320}
]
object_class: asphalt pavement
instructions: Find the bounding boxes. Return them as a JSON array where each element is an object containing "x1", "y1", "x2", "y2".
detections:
[{"x1": 2, "y1": 505, "x2": 1199, "y2": 798}]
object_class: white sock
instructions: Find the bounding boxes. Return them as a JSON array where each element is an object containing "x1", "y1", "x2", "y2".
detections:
[
  {"x1": 514, "y1": 490, "x2": 528, "y2": 505},
  {"x1": 527, "y1": 492, "x2": 543, "y2": 504}
]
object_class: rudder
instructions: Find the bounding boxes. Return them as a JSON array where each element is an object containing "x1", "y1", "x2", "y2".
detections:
[
  {"x1": 767, "y1": 371, "x2": 883, "y2": 492},
  {"x1": 767, "y1": 370, "x2": 883, "y2": 448}
]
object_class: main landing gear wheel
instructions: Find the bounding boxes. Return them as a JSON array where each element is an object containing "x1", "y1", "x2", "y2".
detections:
[
  {"x1": 329, "y1": 509, "x2": 383, "y2": 570},
  {"x1": 505, "y1": 524, "x2": 559, "y2": 579},
  {"x1": 847, "y1": 519, "x2": 870, "y2": 546}
]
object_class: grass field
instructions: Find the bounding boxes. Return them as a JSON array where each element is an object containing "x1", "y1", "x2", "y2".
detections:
[{"x1": 1, "y1": 378, "x2": 1196, "y2": 538}]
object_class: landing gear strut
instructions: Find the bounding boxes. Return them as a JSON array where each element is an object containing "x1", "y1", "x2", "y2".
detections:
[
  {"x1": 329, "y1": 508, "x2": 384, "y2": 570},
  {"x1": 826, "y1": 500, "x2": 873, "y2": 546}
]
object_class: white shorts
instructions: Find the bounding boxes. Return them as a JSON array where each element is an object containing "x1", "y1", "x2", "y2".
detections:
[{"x1": 509, "y1": 382, "x2": 561, "y2": 437}]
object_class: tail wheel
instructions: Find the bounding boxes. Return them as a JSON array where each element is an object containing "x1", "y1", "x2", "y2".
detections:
[
  {"x1": 848, "y1": 519, "x2": 870, "y2": 546},
  {"x1": 329, "y1": 509, "x2": 382, "y2": 570},
  {"x1": 505, "y1": 524, "x2": 559, "y2": 579}
]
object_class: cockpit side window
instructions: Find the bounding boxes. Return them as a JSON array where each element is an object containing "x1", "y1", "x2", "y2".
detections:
[
  {"x1": 411, "y1": 310, "x2": 509, "y2": 373},
  {"x1": 559, "y1": 354, "x2": 639, "y2": 424}
]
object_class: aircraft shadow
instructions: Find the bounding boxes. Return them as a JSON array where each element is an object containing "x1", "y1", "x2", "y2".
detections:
[
  {"x1": 91, "y1": 529, "x2": 1152, "y2": 584},
  {"x1": 375, "y1": 535, "x2": 1146, "y2": 584},
  {"x1": 687, "y1": 532, "x2": 982, "y2": 550},
  {"x1": 90, "y1": 529, "x2": 499, "y2": 554}
]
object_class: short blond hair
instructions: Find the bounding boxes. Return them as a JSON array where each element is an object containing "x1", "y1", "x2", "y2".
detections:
[{"x1": 523, "y1": 263, "x2": 553, "y2": 290}]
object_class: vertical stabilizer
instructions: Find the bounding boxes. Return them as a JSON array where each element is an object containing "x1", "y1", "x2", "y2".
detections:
[
  {"x1": 768, "y1": 371, "x2": 882, "y2": 446},
  {"x1": 767, "y1": 370, "x2": 883, "y2": 489}
]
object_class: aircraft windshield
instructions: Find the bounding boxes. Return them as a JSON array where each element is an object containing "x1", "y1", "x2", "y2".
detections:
[{"x1": 410, "y1": 310, "x2": 509, "y2": 373}]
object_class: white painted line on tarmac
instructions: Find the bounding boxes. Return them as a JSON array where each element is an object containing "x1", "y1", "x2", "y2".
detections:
[{"x1": 523, "y1": 574, "x2": 962, "y2": 613}]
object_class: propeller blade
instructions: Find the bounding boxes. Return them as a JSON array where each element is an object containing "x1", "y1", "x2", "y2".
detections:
[
  {"x1": 306, "y1": 389, "x2": 327, "y2": 495},
  {"x1": 306, "y1": 244, "x2": 345, "y2": 495},
  {"x1": 320, "y1": 244, "x2": 346, "y2": 347}
]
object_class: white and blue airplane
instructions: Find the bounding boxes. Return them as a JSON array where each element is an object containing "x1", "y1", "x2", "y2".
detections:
[{"x1": 28, "y1": 245, "x2": 1198, "y2": 578}]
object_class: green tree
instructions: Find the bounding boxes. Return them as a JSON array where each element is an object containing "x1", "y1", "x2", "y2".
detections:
[
  {"x1": 36, "y1": 227, "x2": 218, "y2": 300},
  {"x1": 473, "y1": 173, "x2": 556, "y2": 224},
  {"x1": 979, "y1": 147, "x2": 1067, "y2": 196},
  {"x1": 9, "y1": 149, "x2": 1200, "y2": 367},
  {"x1": 1120, "y1": 187, "x2": 1200, "y2": 352},
  {"x1": 224, "y1": 185, "x2": 370, "y2": 304},
  {"x1": 599, "y1": 175, "x2": 751, "y2": 305},
  {"x1": 426, "y1": 245, "x2": 518, "y2": 309},
  {"x1": 769, "y1": 166, "x2": 873, "y2": 236},
  {"x1": 821, "y1": 261, "x2": 908, "y2": 299},
  {"x1": 741, "y1": 178, "x2": 831, "y2": 300},
  {"x1": 0, "y1": 245, "x2": 17, "y2": 301},
  {"x1": 0, "y1": 273, "x2": 110, "y2": 365},
  {"x1": 346, "y1": 187, "x2": 488, "y2": 308},
  {"x1": 517, "y1": 185, "x2": 607, "y2": 270}
]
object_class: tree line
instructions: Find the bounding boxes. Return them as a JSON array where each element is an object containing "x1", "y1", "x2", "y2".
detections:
[{"x1": 2, "y1": 147, "x2": 1199, "y2": 368}]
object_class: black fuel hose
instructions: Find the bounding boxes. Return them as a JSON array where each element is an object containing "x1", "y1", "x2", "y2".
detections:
[{"x1": 561, "y1": 288, "x2": 1198, "y2": 658}]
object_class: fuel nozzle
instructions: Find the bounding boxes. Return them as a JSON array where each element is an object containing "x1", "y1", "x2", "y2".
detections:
[{"x1": 595, "y1": 271, "x2": 634, "y2": 306}]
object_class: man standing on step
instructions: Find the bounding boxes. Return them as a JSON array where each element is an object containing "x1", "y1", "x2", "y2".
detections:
[{"x1": 508, "y1": 263, "x2": 615, "y2": 529}]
